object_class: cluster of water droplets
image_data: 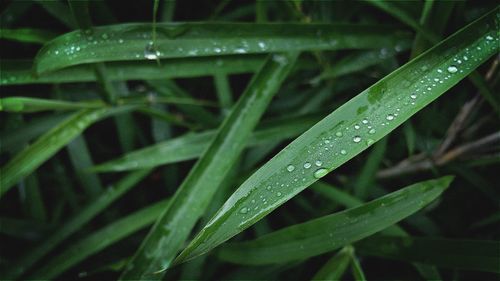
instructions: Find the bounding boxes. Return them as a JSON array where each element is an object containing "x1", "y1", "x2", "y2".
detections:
[{"x1": 237, "y1": 32, "x2": 498, "y2": 218}]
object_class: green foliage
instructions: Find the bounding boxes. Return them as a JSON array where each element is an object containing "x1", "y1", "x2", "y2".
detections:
[{"x1": 0, "y1": 1, "x2": 498, "y2": 280}]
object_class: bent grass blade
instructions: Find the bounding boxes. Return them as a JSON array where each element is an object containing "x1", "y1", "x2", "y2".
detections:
[
  {"x1": 176, "y1": 9, "x2": 499, "y2": 262},
  {"x1": 34, "y1": 23, "x2": 411, "y2": 74}
]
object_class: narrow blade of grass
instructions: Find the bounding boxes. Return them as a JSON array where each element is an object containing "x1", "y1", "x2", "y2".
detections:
[
  {"x1": 120, "y1": 52, "x2": 299, "y2": 280},
  {"x1": 176, "y1": 9, "x2": 498, "y2": 262},
  {"x1": 356, "y1": 235, "x2": 500, "y2": 273},
  {"x1": 0, "y1": 97, "x2": 101, "y2": 112},
  {"x1": 3, "y1": 169, "x2": 151, "y2": 280},
  {"x1": 0, "y1": 28, "x2": 58, "y2": 44},
  {"x1": 0, "y1": 107, "x2": 132, "y2": 197},
  {"x1": 34, "y1": 23, "x2": 411, "y2": 74},
  {"x1": 0, "y1": 56, "x2": 266, "y2": 85},
  {"x1": 350, "y1": 253, "x2": 367, "y2": 281},
  {"x1": 353, "y1": 136, "x2": 387, "y2": 199},
  {"x1": 30, "y1": 199, "x2": 171, "y2": 279},
  {"x1": 66, "y1": 136, "x2": 103, "y2": 198},
  {"x1": 92, "y1": 113, "x2": 321, "y2": 172},
  {"x1": 311, "y1": 246, "x2": 352, "y2": 280},
  {"x1": 215, "y1": 176, "x2": 452, "y2": 265}
]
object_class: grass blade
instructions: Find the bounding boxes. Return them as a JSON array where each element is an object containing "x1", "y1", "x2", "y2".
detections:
[
  {"x1": 92, "y1": 113, "x2": 320, "y2": 172},
  {"x1": 311, "y1": 246, "x2": 352, "y2": 280},
  {"x1": 0, "y1": 28, "x2": 58, "y2": 44},
  {"x1": 1, "y1": 55, "x2": 266, "y2": 85},
  {"x1": 350, "y1": 253, "x2": 367, "y2": 281},
  {"x1": 30, "y1": 199, "x2": 171, "y2": 279},
  {"x1": 34, "y1": 23, "x2": 411, "y2": 74},
  {"x1": 120, "y1": 52, "x2": 298, "y2": 280},
  {"x1": 176, "y1": 9, "x2": 498, "y2": 262},
  {"x1": 66, "y1": 136, "x2": 103, "y2": 198},
  {"x1": 0, "y1": 97, "x2": 101, "y2": 112},
  {"x1": 215, "y1": 176, "x2": 452, "y2": 265},
  {"x1": 0, "y1": 107, "x2": 132, "y2": 196},
  {"x1": 3, "y1": 169, "x2": 151, "y2": 279},
  {"x1": 356, "y1": 235, "x2": 500, "y2": 273}
]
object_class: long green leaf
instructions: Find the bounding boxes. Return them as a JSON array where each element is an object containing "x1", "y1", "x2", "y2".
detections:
[
  {"x1": 34, "y1": 23, "x2": 411, "y2": 74},
  {"x1": 0, "y1": 107, "x2": 132, "y2": 196},
  {"x1": 3, "y1": 169, "x2": 151, "y2": 280},
  {"x1": 0, "y1": 56, "x2": 266, "y2": 85},
  {"x1": 0, "y1": 97, "x2": 101, "y2": 112},
  {"x1": 120, "y1": 52, "x2": 299, "y2": 280},
  {"x1": 92, "y1": 113, "x2": 321, "y2": 172},
  {"x1": 30, "y1": 199, "x2": 171, "y2": 279},
  {"x1": 356, "y1": 235, "x2": 500, "y2": 273},
  {"x1": 215, "y1": 176, "x2": 452, "y2": 265},
  {"x1": 177, "y1": 9, "x2": 498, "y2": 262}
]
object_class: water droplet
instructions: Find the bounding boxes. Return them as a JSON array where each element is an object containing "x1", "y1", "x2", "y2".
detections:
[
  {"x1": 101, "y1": 33, "x2": 109, "y2": 40},
  {"x1": 118, "y1": 39, "x2": 124, "y2": 43},
  {"x1": 304, "y1": 162, "x2": 312, "y2": 169},
  {"x1": 369, "y1": 128, "x2": 376, "y2": 134},
  {"x1": 340, "y1": 149, "x2": 347, "y2": 155},
  {"x1": 437, "y1": 69, "x2": 443, "y2": 73},
  {"x1": 366, "y1": 139, "x2": 374, "y2": 145},
  {"x1": 447, "y1": 65, "x2": 458, "y2": 73},
  {"x1": 266, "y1": 186, "x2": 272, "y2": 190},
  {"x1": 386, "y1": 114, "x2": 394, "y2": 121},
  {"x1": 315, "y1": 160, "x2": 322, "y2": 166},
  {"x1": 362, "y1": 119, "x2": 369, "y2": 124},
  {"x1": 258, "y1": 41, "x2": 266, "y2": 49},
  {"x1": 486, "y1": 35, "x2": 494, "y2": 40},
  {"x1": 353, "y1": 136, "x2": 362, "y2": 143},
  {"x1": 277, "y1": 192, "x2": 282, "y2": 197},
  {"x1": 335, "y1": 131, "x2": 343, "y2": 137},
  {"x1": 287, "y1": 165, "x2": 295, "y2": 172},
  {"x1": 239, "y1": 207, "x2": 248, "y2": 214},
  {"x1": 251, "y1": 199, "x2": 255, "y2": 203},
  {"x1": 324, "y1": 140, "x2": 330, "y2": 144},
  {"x1": 354, "y1": 125, "x2": 360, "y2": 130},
  {"x1": 144, "y1": 42, "x2": 160, "y2": 60},
  {"x1": 410, "y1": 93, "x2": 417, "y2": 99},
  {"x1": 214, "y1": 47, "x2": 222, "y2": 53},
  {"x1": 313, "y1": 168, "x2": 328, "y2": 179}
]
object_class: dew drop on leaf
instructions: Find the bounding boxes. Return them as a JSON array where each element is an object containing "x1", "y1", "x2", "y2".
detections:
[
  {"x1": 353, "y1": 136, "x2": 362, "y2": 143},
  {"x1": 447, "y1": 65, "x2": 458, "y2": 73},
  {"x1": 286, "y1": 165, "x2": 295, "y2": 172},
  {"x1": 313, "y1": 168, "x2": 328, "y2": 179}
]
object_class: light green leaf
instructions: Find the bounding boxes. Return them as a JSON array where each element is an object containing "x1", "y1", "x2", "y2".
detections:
[
  {"x1": 215, "y1": 176, "x2": 452, "y2": 265},
  {"x1": 34, "y1": 23, "x2": 411, "y2": 74},
  {"x1": 176, "y1": 9, "x2": 498, "y2": 262},
  {"x1": 120, "y1": 52, "x2": 299, "y2": 280},
  {"x1": 311, "y1": 246, "x2": 353, "y2": 280}
]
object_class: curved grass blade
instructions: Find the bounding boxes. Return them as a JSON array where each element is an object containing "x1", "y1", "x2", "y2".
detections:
[
  {"x1": 0, "y1": 113, "x2": 69, "y2": 151},
  {"x1": 0, "y1": 97, "x2": 101, "y2": 112},
  {"x1": 30, "y1": 199, "x2": 170, "y2": 279},
  {"x1": 0, "y1": 107, "x2": 132, "y2": 196},
  {"x1": 0, "y1": 28, "x2": 58, "y2": 44},
  {"x1": 119, "y1": 52, "x2": 299, "y2": 280},
  {"x1": 177, "y1": 9, "x2": 499, "y2": 262},
  {"x1": 215, "y1": 176, "x2": 452, "y2": 265},
  {"x1": 3, "y1": 169, "x2": 151, "y2": 280},
  {"x1": 356, "y1": 235, "x2": 500, "y2": 273},
  {"x1": 311, "y1": 246, "x2": 353, "y2": 280},
  {"x1": 34, "y1": 23, "x2": 411, "y2": 74},
  {"x1": 350, "y1": 253, "x2": 367, "y2": 281},
  {"x1": 92, "y1": 113, "x2": 321, "y2": 172},
  {"x1": 1, "y1": 56, "x2": 266, "y2": 85}
]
